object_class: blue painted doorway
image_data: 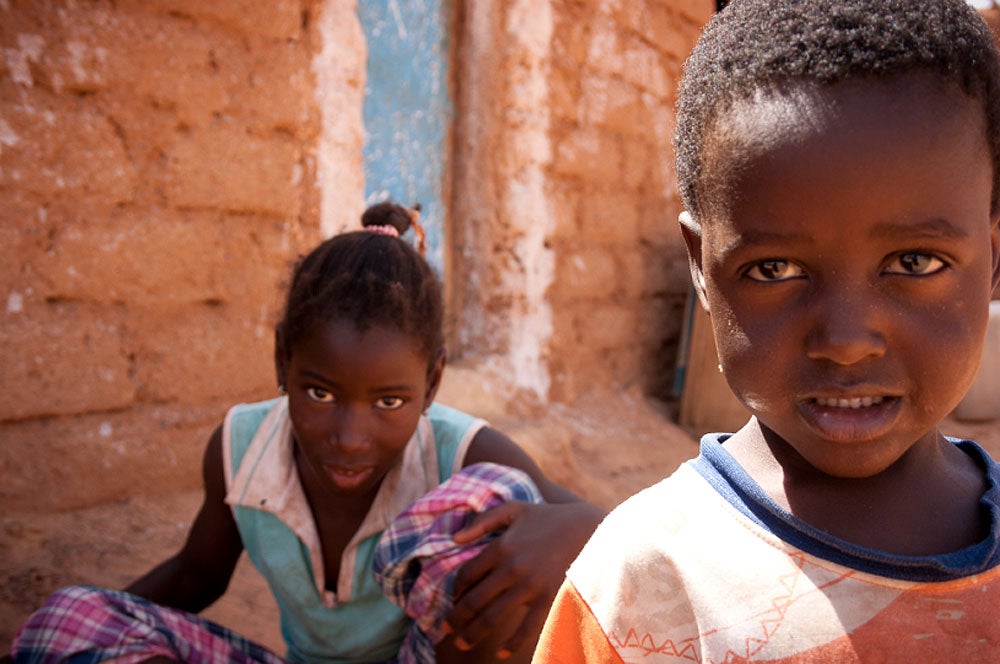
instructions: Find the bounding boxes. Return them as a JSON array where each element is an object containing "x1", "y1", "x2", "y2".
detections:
[{"x1": 358, "y1": 1, "x2": 453, "y2": 273}]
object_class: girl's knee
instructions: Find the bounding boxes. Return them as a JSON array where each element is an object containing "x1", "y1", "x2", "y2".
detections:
[
  {"x1": 44, "y1": 584, "x2": 111, "y2": 605},
  {"x1": 31, "y1": 584, "x2": 126, "y2": 620}
]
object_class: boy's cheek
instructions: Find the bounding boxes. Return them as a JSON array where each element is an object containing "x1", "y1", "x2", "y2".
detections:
[{"x1": 708, "y1": 300, "x2": 764, "y2": 357}]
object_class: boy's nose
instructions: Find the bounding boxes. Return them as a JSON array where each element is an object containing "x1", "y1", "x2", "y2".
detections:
[{"x1": 804, "y1": 286, "x2": 887, "y2": 366}]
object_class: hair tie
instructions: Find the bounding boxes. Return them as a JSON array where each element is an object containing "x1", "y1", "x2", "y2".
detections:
[{"x1": 365, "y1": 224, "x2": 400, "y2": 238}]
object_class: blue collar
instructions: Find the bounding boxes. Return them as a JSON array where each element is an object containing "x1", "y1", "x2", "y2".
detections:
[{"x1": 692, "y1": 434, "x2": 1000, "y2": 582}]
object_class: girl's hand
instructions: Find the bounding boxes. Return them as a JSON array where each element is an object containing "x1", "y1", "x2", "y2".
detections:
[{"x1": 441, "y1": 500, "x2": 605, "y2": 659}]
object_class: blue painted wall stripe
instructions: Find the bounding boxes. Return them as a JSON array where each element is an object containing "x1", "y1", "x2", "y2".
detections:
[{"x1": 358, "y1": 0, "x2": 452, "y2": 273}]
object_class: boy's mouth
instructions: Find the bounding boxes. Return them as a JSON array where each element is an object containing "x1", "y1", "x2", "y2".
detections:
[
  {"x1": 811, "y1": 395, "x2": 885, "y2": 409},
  {"x1": 799, "y1": 395, "x2": 901, "y2": 443}
]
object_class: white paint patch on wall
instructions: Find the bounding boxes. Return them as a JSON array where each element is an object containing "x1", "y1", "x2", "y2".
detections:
[
  {"x1": 6, "y1": 34, "x2": 45, "y2": 86},
  {"x1": 501, "y1": 0, "x2": 555, "y2": 400},
  {"x1": 0, "y1": 117, "x2": 20, "y2": 157},
  {"x1": 450, "y1": 1, "x2": 494, "y2": 354},
  {"x1": 67, "y1": 42, "x2": 89, "y2": 83},
  {"x1": 65, "y1": 41, "x2": 107, "y2": 87},
  {"x1": 7, "y1": 291, "x2": 24, "y2": 314},
  {"x1": 312, "y1": 0, "x2": 367, "y2": 237},
  {"x1": 644, "y1": 90, "x2": 678, "y2": 199}
]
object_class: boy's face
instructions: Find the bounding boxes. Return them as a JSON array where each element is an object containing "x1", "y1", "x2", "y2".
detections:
[{"x1": 683, "y1": 74, "x2": 1000, "y2": 478}]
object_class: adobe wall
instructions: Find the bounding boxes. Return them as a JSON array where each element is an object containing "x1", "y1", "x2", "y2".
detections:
[
  {"x1": 0, "y1": 0, "x2": 336, "y2": 510},
  {"x1": 0, "y1": 0, "x2": 710, "y2": 512},
  {"x1": 451, "y1": 0, "x2": 711, "y2": 402}
]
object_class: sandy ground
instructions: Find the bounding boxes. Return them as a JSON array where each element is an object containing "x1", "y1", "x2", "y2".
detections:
[{"x1": 3, "y1": 363, "x2": 999, "y2": 656}]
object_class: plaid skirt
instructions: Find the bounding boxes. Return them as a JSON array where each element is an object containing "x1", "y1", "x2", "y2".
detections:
[{"x1": 10, "y1": 585, "x2": 286, "y2": 664}]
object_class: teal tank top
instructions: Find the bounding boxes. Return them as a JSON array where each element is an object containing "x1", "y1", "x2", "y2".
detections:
[{"x1": 224, "y1": 398, "x2": 483, "y2": 663}]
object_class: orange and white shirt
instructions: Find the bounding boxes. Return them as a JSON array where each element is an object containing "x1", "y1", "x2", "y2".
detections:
[{"x1": 533, "y1": 435, "x2": 1000, "y2": 663}]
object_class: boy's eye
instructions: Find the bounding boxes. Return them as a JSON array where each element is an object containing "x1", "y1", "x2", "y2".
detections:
[
  {"x1": 745, "y1": 259, "x2": 804, "y2": 282},
  {"x1": 306, "y1": 387, "x2": 334, "y2": 403},
  {"x1": 884, "y1": 252, "x2": 946, "y2": 276},
  {"x1": 374, "y1": 396, "x2": 405, "y2": 410}
]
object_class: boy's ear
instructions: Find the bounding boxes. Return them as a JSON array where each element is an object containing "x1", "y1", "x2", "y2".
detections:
[
  {"x1": 274, "y1": 325, "x2": 288, "y2": 391},
  {"x1": 990, "y1": 211, "x2": 1000, "y2": 295},
  {"x1": 423, "y1": 348, "x2": 447, "y2": 411},
  {"x1": 679, "y1": 211, "x2": 710, "y2": 313}
]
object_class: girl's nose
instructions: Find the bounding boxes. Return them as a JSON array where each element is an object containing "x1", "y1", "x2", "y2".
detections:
[
  {"x1": 804, "y1": 285, "x2": 887, "y2": 366},
  {"x1": 330, "y1": 405, "x2": 371, "y2": 451}
]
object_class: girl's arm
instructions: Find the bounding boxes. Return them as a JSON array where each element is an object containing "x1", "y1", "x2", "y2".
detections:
[
  {"x1": 125, "y1": 425, "x2": 245, "y2": 613},
  {"x1": 438, "y1": 427, "x2": 606, "y2": 662}
]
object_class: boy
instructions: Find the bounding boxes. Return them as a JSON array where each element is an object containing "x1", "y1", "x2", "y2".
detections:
[{"x1": 533, "y1": 0, "x2": 1000, "y2": 661}]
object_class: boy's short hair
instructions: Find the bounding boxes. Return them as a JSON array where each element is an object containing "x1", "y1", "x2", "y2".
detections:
[{"x1": 675, "y1": 0, "x2": 1000, "y2": 217}]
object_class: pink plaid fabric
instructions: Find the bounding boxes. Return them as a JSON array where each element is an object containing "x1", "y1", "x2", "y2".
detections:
[
  {"x1": 11, "y1": 585, "x2": 285, "y2": 664},
  {"x1": 373, "y1": 462, "x2": 543, "y2": 663}
]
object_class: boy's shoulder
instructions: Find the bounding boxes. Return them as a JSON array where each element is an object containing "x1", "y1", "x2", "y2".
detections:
[
  {"x1": 948, "y1": 435, "x2": 1000, "y2": 469},
  {"x1": 571, "y1": 460, "x2": 726, "y2": 574}
]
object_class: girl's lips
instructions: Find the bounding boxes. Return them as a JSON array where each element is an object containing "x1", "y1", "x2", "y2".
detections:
[
  {"x1": 799, "y1": 395, "x2": 902, "y2": 443},
  {"x1": 324, "y1": 464, "x2": 375, "y2": 491}
]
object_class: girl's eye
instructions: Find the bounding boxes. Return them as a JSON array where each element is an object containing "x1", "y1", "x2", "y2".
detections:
[
  {"x1": 375, "y1": 396, "x2": 405, "y2": 411},
  {"x1": 885, "y1": 252, "x2": 946, "y2": 276},
  {"x1": 305, "y1": 387, "x2": 334, "y2": 403},
  {"x1": 745, "y1": 259, "x2": 804, "y2": 282}
]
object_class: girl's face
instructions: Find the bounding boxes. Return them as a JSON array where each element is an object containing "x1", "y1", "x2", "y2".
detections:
[
  {"x1": 686, "y1": 74, "x2": 1000, "y2": 479},
  {"x1": 282, "y1": 319, "x2": 442, "y2": 498}
]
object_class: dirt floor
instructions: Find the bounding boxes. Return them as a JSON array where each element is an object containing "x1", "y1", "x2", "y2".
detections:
[{"x1": 3, "y1": 363, "x2": 1000, "y2": 656}]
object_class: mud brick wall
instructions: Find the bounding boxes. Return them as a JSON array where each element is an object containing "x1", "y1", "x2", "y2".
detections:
[
  {"x1": 0, "y1": 0, "x2": 325, "y2": 510},
  {"x1": 545, "y1": 0, "x2": 709, "y2": 401},
  {"x1": 451, "y1": 0, "x2": 711, "y2": 403}
]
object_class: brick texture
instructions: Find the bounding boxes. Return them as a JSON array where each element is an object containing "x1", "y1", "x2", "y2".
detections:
[{"x1": 0, "y1": 0, "x2": 322, "y2": 510}]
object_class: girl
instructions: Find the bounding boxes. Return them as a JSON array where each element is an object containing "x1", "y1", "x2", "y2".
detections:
[{"x1": 12, "y1": 202, "x2": 604, "y2": 664}]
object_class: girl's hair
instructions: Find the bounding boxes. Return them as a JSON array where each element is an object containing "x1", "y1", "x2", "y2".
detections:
[
  {"x1": 278, "y1": 202, "x2": 444, "y2": 368},
  {"x1": 675, "y1": 0, "x2": 1000, "y2": 218},
  {"x1": 361, "y1": 201, "x2": 427, "y2": 256}
]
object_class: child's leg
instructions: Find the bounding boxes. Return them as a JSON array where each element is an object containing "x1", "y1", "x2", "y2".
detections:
[{"x1": 10, "y1": 585, "x2": 285, "y2": 664}]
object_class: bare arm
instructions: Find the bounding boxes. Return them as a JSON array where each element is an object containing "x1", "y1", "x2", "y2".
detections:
[
  {"x1": 439, "y1": 427, "x2": 605, "y2": 661},
  {"x1": 125, "y1": 425, "x2": 244, "y2": 613}
]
